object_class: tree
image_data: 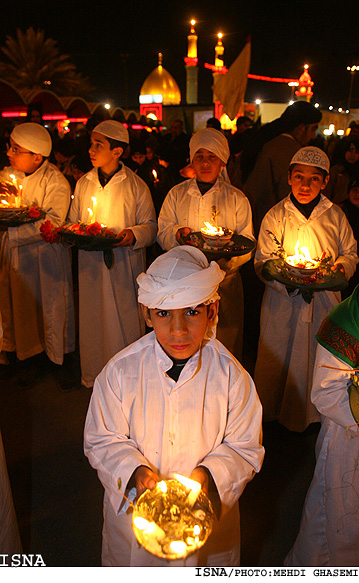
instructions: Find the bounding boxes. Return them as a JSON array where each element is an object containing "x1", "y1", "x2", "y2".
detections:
[{"x1": 0, "y1": 27, "x2": 94, "y2": 97}]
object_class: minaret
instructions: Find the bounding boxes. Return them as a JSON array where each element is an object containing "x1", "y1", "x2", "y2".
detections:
[
  {"x1": 184, "y1": 20, "x2": 198, "y2": 104},
  {"x1": 212, "y1": 33, "x2": 226, "y2": 103},
  {"x1": 295, "y1": 64, "x2": 314, "y2": 102},
  {"x1": 215, "y1": 33, "x2": 225, "y2": 69}
]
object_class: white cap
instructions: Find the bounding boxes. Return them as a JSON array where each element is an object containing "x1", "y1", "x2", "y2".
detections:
[
  {"x1": 137, "y1": 246, "x2": 225, "y2": 339},
  {"x1": 290, "y1": 146, "x2": 330, "y2": 173},
  {"x1": 11, "y1": 123, "x2": 52, "y2": 157},
  {"x1": 93, "y1": 120, "x2": 129, "y2": 144},
  {"x1": 189, "y1": 128, "x2": 230, "y2": 164}
]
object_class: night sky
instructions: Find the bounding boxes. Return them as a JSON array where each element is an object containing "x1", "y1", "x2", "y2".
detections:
[{"x1": 2, "y1": 0, "x2": 359, "y2": 110}]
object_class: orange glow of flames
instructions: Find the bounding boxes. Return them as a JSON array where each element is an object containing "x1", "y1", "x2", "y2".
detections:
[
  {"x1": 200, "y1": 222, "x2": 225, "y2": 237},
  {"x1": 286, "y1": 241, "x2": 320, "y2": 269}
]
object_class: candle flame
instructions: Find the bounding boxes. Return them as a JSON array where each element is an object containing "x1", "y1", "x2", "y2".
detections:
[
  {"x1": 152, "y1": 169, "x2": 157, "y2": 180},
  {"x1": 158, "y1": 480, "x2": 167, "y2": 493},
  {"x1": 1, "y1": 199, "x2": 9, "y2": 206},
  {"x1": 193, "y1": 525, "x2": 201, "y2": 535},
  {"x1": 87, "y1": 208, "x2": 93, "y2": 216},
  {"x1": 9, "y1": 174, "x2": 16, "y2": 181},
  {"x1": 174, "y1": 473, "x2": 201, "y2": 492},
  {"x1": 286, "y1": 240, "x2": 320, "y2": 269},
  {"x1": 133, "y1": 516, "x2": 150, "y2": 530},
  {"x1": 201, "y1": 222, "x2": 224, "y2": 236},
  {"x1": 91, "y1": 196, "x2": 97, "y2": 203},
  {"x1": 170, "y1": 541, "x2": 187, "y2": 554}
]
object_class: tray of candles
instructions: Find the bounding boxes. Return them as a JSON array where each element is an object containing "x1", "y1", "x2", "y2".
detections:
[
  {"x1": 179, "y1": 230, "x2": 256, "y2": 261},
  {"x1": 132, "y1": 475, "x2": 214, "y2": 560},
  {"x1": 0, "y1": 205, "x2": 45, "y2": 226},
  {"x1": 262, "y1": 258, "x2": 348, "y2": 291}
]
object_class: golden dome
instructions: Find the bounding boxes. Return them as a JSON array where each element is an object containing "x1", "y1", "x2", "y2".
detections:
[{"x1": 140, "y1": 53, "x2": 181, "y2": 105}]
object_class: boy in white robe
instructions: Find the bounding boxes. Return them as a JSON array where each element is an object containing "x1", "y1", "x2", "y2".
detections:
[
  {"x1": 0, "y1": 123, "x2": 75, "y2": 383},
  {"x1": 68, "y1": 120, "x2": 157, "y2": 388},
  {"x1": 254, "y1": 147, "x2": 358, "y2": 432},
  {"x1": 84, "y1": 246, "x2": 264, "y2": 566},
  {"x1": 157, "y1": 128, "x2": 255, "y2": 362}
]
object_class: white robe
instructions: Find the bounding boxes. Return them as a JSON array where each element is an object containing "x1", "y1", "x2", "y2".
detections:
[
  {"x1": 84, "y1": 331, "x2": 264, "y2": 566},
  {"x1": 68, "y1": 165, "x2": 157, "y2": 388},
  {"x1": 157, "y1": 176, "x2": 255, "y2": 360},
  {"x1": 0, "y1": 161, "x2": 75, "y2": 364},
  {"x1": 254, "y1": 194, "x2": 358, "y2": 432},
  {"x1": 285, "y1": 345, "x2": 359, "y2": 566}
]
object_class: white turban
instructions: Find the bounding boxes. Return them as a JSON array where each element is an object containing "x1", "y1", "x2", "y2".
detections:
[
  {"x1": 11, "y1": 123, "x2": 52, "y2": 157},
  {"x1": 290, "y1": 146, "x2": 330, "y2": 173},
  {"x1": 189, "y1": 128, "x2": 230, "y2": 164},
  {"x1": 137, "y1": 246, "x2": 225, "y2": 311},
  {"x1": 93, "y1": 120, "x2": 129, "y2": 144}
]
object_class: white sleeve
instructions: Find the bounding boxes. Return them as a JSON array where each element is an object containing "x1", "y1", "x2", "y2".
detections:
[
  {"x1": 84, "y1": 362, "x2": 151, "y2": 514},
  {"x1": 199, "y1": 371, "x2": 264, "y2": 516},
  {"x1": 311, "y1": 344, "x2": 357, "y2": 428},
  {"x1": 157, "y1": 188, "x2": 183, "y2": 250}
]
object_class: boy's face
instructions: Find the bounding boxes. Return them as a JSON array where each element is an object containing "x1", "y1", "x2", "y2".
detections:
[
  {"x1": 345, "y1": 143, "x2": 359, "y2": 165},
  {"x1": 7, "y1": 138, "x2": 43, "y2": 173},
  {"x1": 191, "y1": 148, "x2": 224, "y2": 183},
  {"x1": 89, "y1": 131, "x2": 123, "y2": 174},
  {"x1": 288, "y1": 164, "x2": 329, "y2": 204},
  {"x1": 349, "y1": 186, "x2": 359, "y2": 207},
  {"x1": 141, "y1": 302, "x2": 218, "y2": 360},
  {"x1": 132, "y1": 152, "x2": 146, "y2": 165}
]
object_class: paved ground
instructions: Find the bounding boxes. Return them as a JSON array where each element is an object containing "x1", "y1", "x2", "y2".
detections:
[{"x1": 0, "y1": 351, "x2": 319, "y2": 567}]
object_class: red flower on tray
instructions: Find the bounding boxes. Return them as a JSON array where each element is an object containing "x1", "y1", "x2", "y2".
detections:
[
  {"x1": 40, "y1": 220, "x2": 60, "y2": 243},
  {"x1": 28, "y1": 206, "x2": 41, "y2": 218},
  {"x1": 85, "y1": 222, "x2": 103, "y2": 236}
]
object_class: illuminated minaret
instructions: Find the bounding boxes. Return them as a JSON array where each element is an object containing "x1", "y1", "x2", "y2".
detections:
[
  {"x1": 215, "y1": 33, "x2": 225, "y2": 68},
  {"x1": 184, "y1": 19, "x2": 198, "y2": 104},
  {"x1": 212, "y1": 33, "x2": 226, "y2": 103},
  {"x1": 295, "y1": 64, "x2": 314, "y2": 102}
]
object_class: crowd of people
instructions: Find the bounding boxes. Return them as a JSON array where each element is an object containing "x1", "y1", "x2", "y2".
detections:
[{"x1": 1, "y1": 102, "x2": 359, "y2": 567}]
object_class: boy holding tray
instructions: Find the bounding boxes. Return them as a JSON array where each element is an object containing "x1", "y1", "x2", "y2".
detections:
[
  {"x1": 254, "y1": 146, "x2": 358, "y2": 432},
  {"x1": 68, "y1": 120, "x2": 157, "y2": 389},
  {"x1": 0, "y1": 122, "x2": 75, "y2": 386},
  {"x1": 84, "y1": 245, "x2": 263, "y2": 566},
  {"x1": 157, "y1": 128, "x2": 255, "y2": 362}
]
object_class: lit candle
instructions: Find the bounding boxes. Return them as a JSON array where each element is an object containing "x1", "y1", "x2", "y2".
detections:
[
  {"x1": 158, "y1": 481, "x2": 167, "y2": 493},
  {"x1": 152, "y1": 169, "x2": 157, "y2": 181},
  {"x1": 174, "y1": 473, "x2": 202, "y2": 506},
  {"x1": 87, "y1": 207, "x2": 93, "y2": 223},
  {"x1": 91, "y1": 196, "x2": 98, "y2": 222},
  {"x1": 9, "y1": 174, "x2": 17, "y2": 206},
  {"x1": 16, "y1": 184, "x2": 23, "y2": 208}
]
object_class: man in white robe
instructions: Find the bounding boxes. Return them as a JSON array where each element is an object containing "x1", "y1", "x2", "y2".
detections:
[
  {"x1": 84, "y1": 246, "x2": 264, "y2": 566},
  {"x1": 68, "y1": 120, "x2": 157, "y2": 388},
  {"x1": 0, "y1": 123, "x2": 75, "y2": 367}
]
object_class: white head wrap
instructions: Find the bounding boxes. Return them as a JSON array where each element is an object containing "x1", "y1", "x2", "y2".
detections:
[
  {"x1": 189, "y1": 128, "x2": 230, "y2": 164},
  {"x1": 290, "y1": 146, "x2": 330, "y2": 173},
  {"x1": 137, "y1": 246, "x2": 225, "y2": 339},
  {"x1": 93, "y1": 120, "x2": 129, "y2": 144},
  {"x1": 11, "y1": 123, "x2": 52, "y2": 157}
]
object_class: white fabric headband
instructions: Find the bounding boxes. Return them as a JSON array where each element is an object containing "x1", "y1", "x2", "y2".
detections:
[
  {"x1": 189, "y1": 128, "x2": 230, "y2": 164},
  {"x1": 137, "y1": 246, "x2": 225, "y2": 310}
]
